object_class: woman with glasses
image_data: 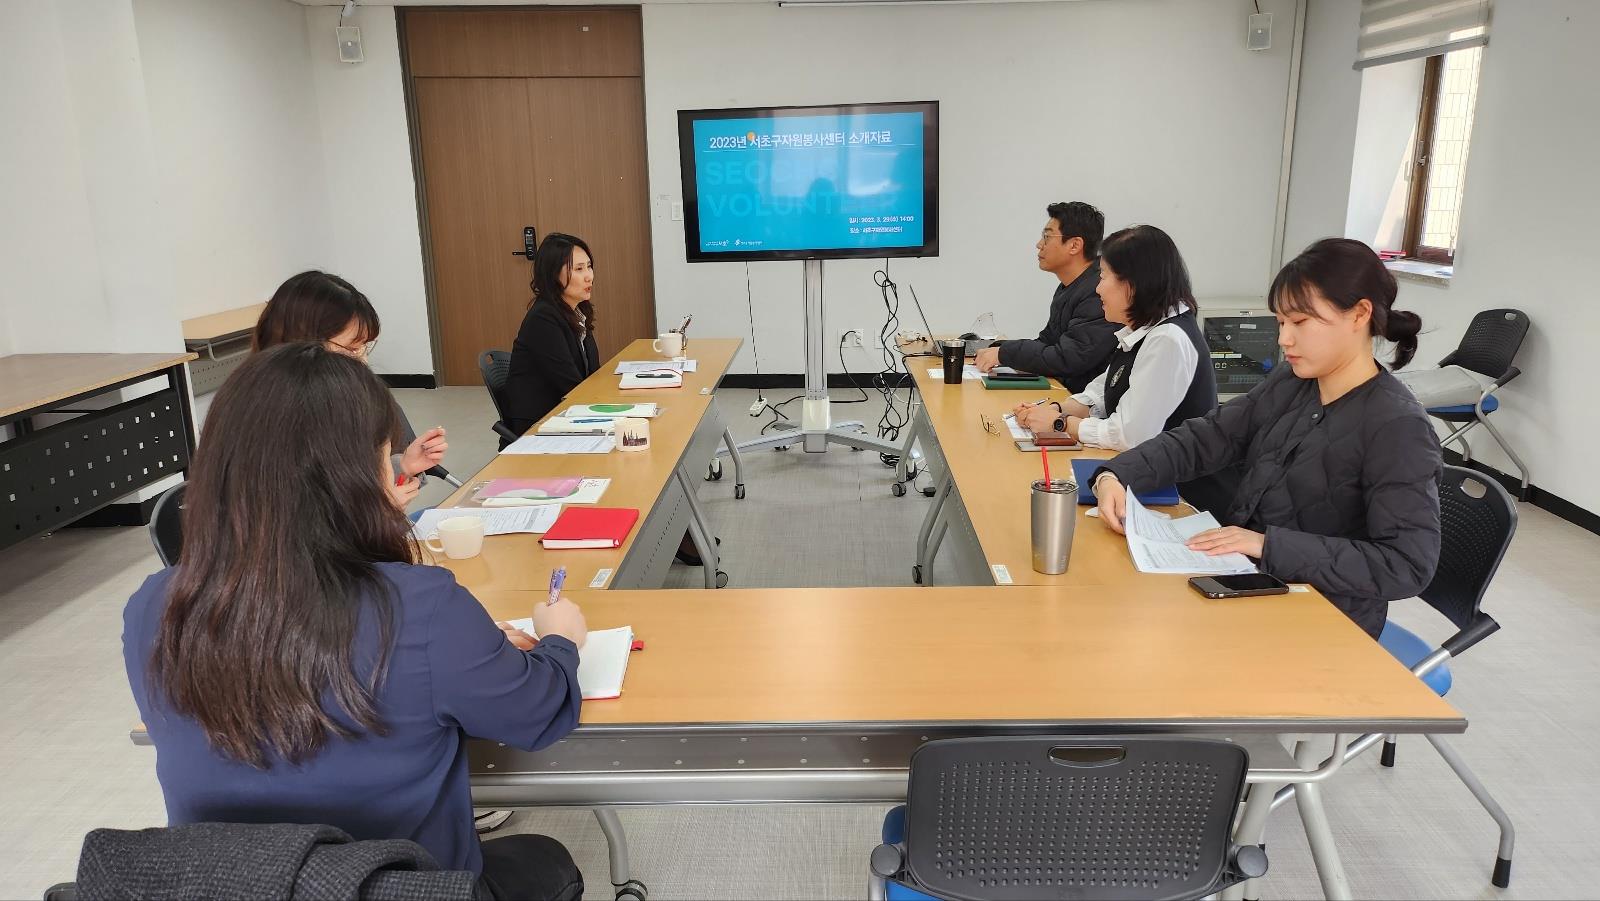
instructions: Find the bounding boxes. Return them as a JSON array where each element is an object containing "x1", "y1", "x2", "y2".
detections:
[{"x1": 254, "y1": 271, "x2": 449, "y2": 511}]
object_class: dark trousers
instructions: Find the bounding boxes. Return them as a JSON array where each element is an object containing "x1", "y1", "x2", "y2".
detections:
[{"x1": 477, "y1": 834, "x2": 584, "y2": 901}]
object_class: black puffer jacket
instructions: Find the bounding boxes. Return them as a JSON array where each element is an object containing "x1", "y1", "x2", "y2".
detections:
[{"x1": 1102, "y1": 364, "x2": 1442, "y2": 638}]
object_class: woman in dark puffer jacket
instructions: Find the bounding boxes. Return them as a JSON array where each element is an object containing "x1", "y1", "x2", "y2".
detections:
[{"x1": 1092, "y1": 238, "x2": 1440, "y2": 639}]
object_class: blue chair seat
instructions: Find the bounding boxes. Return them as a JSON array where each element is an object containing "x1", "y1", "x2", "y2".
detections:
[
  {"x1": 880, "y1": 807, "x2": 939, "y2": 900},
  {"x1": 1379, "y1": 621, "x2": 1453, "y2": 696},
  {"x1": 1427, "y1": 394, "x2": 1498, "y2": 416}
]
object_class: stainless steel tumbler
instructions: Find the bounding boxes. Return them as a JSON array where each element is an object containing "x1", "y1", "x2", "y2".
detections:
[{"x1": 1031, "y1": 478, "x2": 1077, "y2": 574}]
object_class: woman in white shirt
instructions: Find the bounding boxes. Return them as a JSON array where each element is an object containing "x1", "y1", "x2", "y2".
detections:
[{"x1": 1015, "y1": 224, "x2": 1218, "y2": 451}]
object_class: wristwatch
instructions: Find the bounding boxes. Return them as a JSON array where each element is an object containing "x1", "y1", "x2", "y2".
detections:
[{"x1": 1052, "y1": 416, "x2": 1067, "y2": 432}]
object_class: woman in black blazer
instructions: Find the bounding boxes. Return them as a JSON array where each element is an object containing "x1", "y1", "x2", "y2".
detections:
[{"x1": 505, "y1": 233, "x2": 600, "y2": 435}]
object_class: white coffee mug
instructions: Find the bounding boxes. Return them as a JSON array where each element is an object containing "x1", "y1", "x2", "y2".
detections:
[
  {"x1": 652, "y1": 332, "x2": 684, "y2": 357},
  {"x1": 615, "y1": 417, "x2": 651, "y2": 452},
  {"x1": 423, "y1": 515, "x2": 485, "y2": 559}
]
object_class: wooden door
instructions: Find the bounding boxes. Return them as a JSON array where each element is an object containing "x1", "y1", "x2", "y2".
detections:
[{"x1": 403, "y1": 9, "x2": 655, "y2": 385}]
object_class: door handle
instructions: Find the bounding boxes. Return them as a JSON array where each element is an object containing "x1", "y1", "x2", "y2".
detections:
[{"x1": 512, "y1": 226, "x2": 537, "y2": 259}]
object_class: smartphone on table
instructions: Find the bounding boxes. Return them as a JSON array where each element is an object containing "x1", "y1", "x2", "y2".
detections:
[{"x1": 1187, "y1": 573, "x2": 1290, "y2": 599}]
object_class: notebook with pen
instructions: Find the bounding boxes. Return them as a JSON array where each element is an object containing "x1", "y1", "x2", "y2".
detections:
[
  {"x1": 504, "y1": 619, "x2": 635, "y2": 700},
  {"x1": 1070, "y1": 458, "x2": 1180, "y2": 506}
]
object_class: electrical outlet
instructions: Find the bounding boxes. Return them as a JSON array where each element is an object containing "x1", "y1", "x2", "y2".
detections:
[
  {"x1": 748, "y1": 398, "x2": 765, "y2": 416},
  {"x1": 840, "y1": 330, "x2": 864, "y2": 349}
]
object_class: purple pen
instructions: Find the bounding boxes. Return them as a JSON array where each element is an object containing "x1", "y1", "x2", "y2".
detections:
[{"x1": 547, "y1": 566, "x2": 566, "y2": 606}]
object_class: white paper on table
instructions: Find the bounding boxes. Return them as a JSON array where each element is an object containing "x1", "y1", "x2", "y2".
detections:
[
  {"x1": 614, "y1": 360, "x2": 697, "y2": 374},
  {"x1": 501, "y1": 434, "x2": 615, "y2": 455},
  {"x1": 1123, "y1": 493, "x2": 1257, "y2": 575},
  {"x1": 479, "y1": 478, "x2": 611, "y2": 507},
  {"x1": 504, "y1": 619, "x2": 635, "y2": 700},
  {"x1": 563, "y1": 403, "x2": 661, "y2": 419},
  {"x1": 1001, "y1": 414, "x2": 1032, "y2": 440},
  {"x1": 925, "y1": 366, "x2": 982, "y2": 381},
  {"x1": 411, "y1": 504, "x2": 561, "y2": 539}
]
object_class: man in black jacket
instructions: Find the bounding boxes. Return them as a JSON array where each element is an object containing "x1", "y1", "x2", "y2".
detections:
[{"x1": 973, "y1": 201, "x2": 1119, "y2": 393}]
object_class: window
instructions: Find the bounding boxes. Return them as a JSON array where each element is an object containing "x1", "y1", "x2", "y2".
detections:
[{"x1": 1402, "y1": 46, "x2": 1483, "y2": 265}]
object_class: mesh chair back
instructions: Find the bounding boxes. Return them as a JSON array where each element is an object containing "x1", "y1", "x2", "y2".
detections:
[
  {"x1": 1421, "y1": 465, "x2": 1517, "y2": 633},
  {"x1": 1447, "y1": 309, "x2": 1528, "y2": 379},
  {"x1": 902, "y1": 737, "x2": 1249, "y2": 901},
  {"x1": 147, "y1": 482, "x2": 186, "y2": 566},
  {"x1": 479, "y1": 350, "x2": 514, "y2": 422}
]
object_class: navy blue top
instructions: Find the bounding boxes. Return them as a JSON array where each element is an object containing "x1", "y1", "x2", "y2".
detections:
[{"x1": 123, "y1": 561, "x2": 582, "y2": 874}]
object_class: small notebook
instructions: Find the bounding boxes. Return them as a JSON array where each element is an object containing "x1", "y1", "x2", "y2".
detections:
[
  {"x1": 470, "y1": 478, "x2": 610, "y2": 507},
  {"x1": 564, "y1": 403, "x2": 661, "y2": 419},
  {"x1": 620, "y1": 370, "x2": 683, "y2": 389},
  {"x1": 540, "y1": 507, "x2": 640, "y2": 549},
  {"x1": 981, "y1": 376, "x2": 1050, "y2": 390},
  {"x1": 1070, "y1": 459, "x2": 1180, "y2": 506},
  {"x1": 505, "y1": 620, "x2": 635, "y2": 700}
]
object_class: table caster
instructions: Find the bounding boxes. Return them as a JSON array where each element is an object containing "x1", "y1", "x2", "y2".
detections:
[
  {"x1": 912, "y1": 564, "x2": 923, "y2": 585},
  {"x1": 706, "y1": 460, "x2": 723, "y2": 481},
  {"x1": 614, "y1": 879, "x2": 647, "y2": 901},
  {"x1": 891, "y1": 482, "x2": 907, "y2": 497},
  {"x1": 734, "y1": 484, "x2": 746, "y2": 500},
  {"x1": 715, "y1": 570, "x2": 729, "y2": 588}
]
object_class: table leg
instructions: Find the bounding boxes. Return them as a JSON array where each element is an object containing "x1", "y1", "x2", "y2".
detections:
[
  {"x1": 1293, "y1": 737, "x2": 1353, "y2": 900},
  {"x1": 675, "y1": 469, "x2": 719, "y2": 590},
  {"x1": 914, "y1": 471, "x2": 953, "y2": 583},
  {"x1": 894, "y1": 404, "x2": 925, "y2": 485}
]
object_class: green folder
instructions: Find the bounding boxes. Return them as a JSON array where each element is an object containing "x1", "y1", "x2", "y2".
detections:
[{"x1": 981, "y1": 376, "x2": 1050, "y2": 390}]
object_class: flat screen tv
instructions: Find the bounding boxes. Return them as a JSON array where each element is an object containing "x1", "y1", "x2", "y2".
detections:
[{"x1": 677, "y1": 101, "x2": 939, "y2": 263}]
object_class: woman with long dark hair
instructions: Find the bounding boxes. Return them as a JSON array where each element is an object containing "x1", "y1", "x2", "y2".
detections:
[
  {"x1": 1091, "y1": 238, "x2": 1441, "y2": 639},
  {"x1": 254, "y1": 270, "x2": 448, "y2": 511},
  {"x1": 123, "y1": 343, "x2": 589, "y2": 899},
  {"x1": 504, "y1": 233, "x2": 600, "y2": 436}
]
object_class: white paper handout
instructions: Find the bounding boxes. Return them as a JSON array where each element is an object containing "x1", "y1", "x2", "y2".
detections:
[
  {"x1": 505, "y1": 619, "x2": 635, "y2": 700},
  {"x1": 410, "y1": 505, "x2": 562, "y2": 540},
  {"x1": 1123, "y1": 493, "x2": 1258, "y2": 576},
  {"x1": 615, "y1": 360, "x2": 697, "y2": 374},
  {"x1": 501, "y1": 434, "x2": 615, "y2": 455},
  {"x1": 926, "y1": 365, "x2": 982, "y2": 381},
  {"x1": 563, "y1": 403, "x2": 661, "y2": 419}
]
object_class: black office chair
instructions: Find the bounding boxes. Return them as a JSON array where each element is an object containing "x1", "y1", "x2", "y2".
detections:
[
  {"x1": 147, "y1": 482, "x2": 186, "y2": 566},
  {"x1": 870, "y1": 737, "x2": 1266, "y2": 901},
  {"x1": 479, "y1": 350, "x2": 521, "y2": 448},
  {"x1": 1270, "y1": 465, "x2": 1519, "y2": 887},
  {"x1": 1418, "y1": 309, "x2": 1531, "y2": 499}
]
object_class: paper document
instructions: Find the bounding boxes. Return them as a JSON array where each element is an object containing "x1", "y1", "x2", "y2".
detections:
[
  {"x1": 411, "y1": 505, "x2": 561, "y2": 539},
  {"x1": 477, "y1": 478, "x2": 610, "y2": 507},
  {"x1": 1123, "y1": 493, "x2": 1257, "y2": 575},
  {"x1": 1001, "y1": 413, "x2": 1032, "y2": 440},
  {"x1": 615, "y1": 360, "x2": 697, "y2": 374},
  {"x1": 505, "y1": 620, "x2": 635, "y2": 700},
  {"x1": 926, "y1": 366, "x2": 982, "y2": 381},
  {"x1": 501, "y1": 434, "x2": 614, "y2": 455}
]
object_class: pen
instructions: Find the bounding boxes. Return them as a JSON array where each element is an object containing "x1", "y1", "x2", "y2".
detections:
[{"x1": 547, "y1": 566, "x2": 566, "y2": 606}]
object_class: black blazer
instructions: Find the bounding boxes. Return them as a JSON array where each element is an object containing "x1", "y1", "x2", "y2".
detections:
[{"x1": 505, "y1": 299, "x2": 600, "y2": 434}]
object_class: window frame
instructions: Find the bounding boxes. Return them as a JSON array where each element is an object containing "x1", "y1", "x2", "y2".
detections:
[{"x1": 1402, "y1": 54, "x2": 1455, "y2": 265}]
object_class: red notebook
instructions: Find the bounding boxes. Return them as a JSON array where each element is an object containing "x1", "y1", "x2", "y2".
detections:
[{"x1": 540, "y1": 506, "x2": 640, "y2": 549}]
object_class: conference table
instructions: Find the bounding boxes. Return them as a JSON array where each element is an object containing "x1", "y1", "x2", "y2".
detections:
[
  {"x1": 416, "y1": 337, "x2": 1466, "y2": 900},
  {"x1": 429, "y1": 338, "x2": 745, "y2": 591},
  {"x1": 1, "y1": 352, "x2": 198, "y2": 553}
]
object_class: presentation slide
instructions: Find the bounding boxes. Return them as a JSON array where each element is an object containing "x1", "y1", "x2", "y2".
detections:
[{"x1": 690, "y1": 111, "x2": 926, "y2": 254}]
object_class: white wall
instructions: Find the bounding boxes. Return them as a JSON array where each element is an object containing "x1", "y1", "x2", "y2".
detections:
[
  {"x1": 133, "y1": 0, "x2": 333, "y2": 321},
  {"x1": 1345, "y1": 58, "x2": 1423, "y2": 251},
  {"x1": 641, "y1": 0, "x2": 1302, "y2": 374},
  {"x1": 0, "y1": 0, "x2": 181, "y2": 355},
  {"x1": 1389, "y1": 0, "x2": 1600, "y2": 512},
  {"x1": 1281, "y1": 0, "x2": 1361, "y2": 266},
  {"x1": 303, "y1": 5, "x2": 433, "y2": 376}
]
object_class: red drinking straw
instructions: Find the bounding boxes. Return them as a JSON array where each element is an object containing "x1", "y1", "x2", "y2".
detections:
[{"x1": 1040, "y1": 446, "x2": 1051, "y2": 487}]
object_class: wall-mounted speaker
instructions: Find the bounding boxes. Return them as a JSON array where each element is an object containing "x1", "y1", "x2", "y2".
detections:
[
  {"x1": 336, "y1": 25, "x2": 364, "y2": 64},
  {"x1": 1247, "y1": 13, "x2": 1272, "y2": 51}
]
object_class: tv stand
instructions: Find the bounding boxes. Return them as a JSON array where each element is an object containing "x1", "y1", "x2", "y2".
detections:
[{"x1": 718, "y1": 259, "x2": 905, "y2": 458}]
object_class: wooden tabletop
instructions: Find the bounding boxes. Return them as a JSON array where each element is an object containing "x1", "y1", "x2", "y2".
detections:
[
  {"x1": 428, "y1": 338, "x2": 742, "y2": 590},
  {"x1": 476, "y1": 585, "x2": 1463, "y2": 733},
  {"x1": 181, "y1": 303, "x2": 265, "y2": 344},
  {"x1": 0, "y1": 352, "x2": 198, "y2": 422},
  {"x1": 906, "y1": 347, "x2": 1152, "y2": 586}
]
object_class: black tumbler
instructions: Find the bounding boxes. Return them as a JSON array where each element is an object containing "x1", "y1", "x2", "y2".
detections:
[{"x1": 940, "y1": 339, "x2": 966, "y2": 384}]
